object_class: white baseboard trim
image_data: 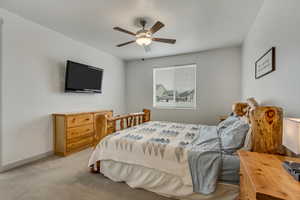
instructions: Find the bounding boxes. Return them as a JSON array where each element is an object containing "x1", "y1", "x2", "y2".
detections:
[{"x1": 0, "y1": 151, "x2": 54, "y2": 173}]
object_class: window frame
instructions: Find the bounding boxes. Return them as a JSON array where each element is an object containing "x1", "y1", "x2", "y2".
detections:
[{"x1": 153, "y1": 64, "x2": 197, "y2": 110}]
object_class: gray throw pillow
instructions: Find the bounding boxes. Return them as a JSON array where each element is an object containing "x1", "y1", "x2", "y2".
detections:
[
  {"x1": 217, "y1": 115, "x2": 239, "y2": 130},
  {"x1": 219, "y1": 119, "x2": 249, "y2": 153}
]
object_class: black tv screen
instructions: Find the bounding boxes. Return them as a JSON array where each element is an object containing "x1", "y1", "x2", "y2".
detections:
[{"x1": 65, "y1": 61, "x2": 103, "y2": 93}]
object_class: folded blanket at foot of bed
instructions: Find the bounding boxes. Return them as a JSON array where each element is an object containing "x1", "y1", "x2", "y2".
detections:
[{"x1": 187, "y1": 125, "x2": 222, "y2": 194}]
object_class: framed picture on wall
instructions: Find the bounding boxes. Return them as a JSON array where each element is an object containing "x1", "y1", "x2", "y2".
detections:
[{"x1": 255, "y1": 47, "x2": 276, "y2": 79}]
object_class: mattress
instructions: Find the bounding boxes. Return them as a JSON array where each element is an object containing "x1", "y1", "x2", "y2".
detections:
[{"x1": 100, "y1": 160, "x2": 239, "y2": 200}]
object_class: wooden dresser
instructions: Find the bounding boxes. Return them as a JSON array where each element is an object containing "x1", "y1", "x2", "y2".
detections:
[
  {"x1": 238, "y1": 150, "x2": 300, "y2": 200},
  {"x1": 53, "y1": 110, "x2": 112, "y2": 156}
]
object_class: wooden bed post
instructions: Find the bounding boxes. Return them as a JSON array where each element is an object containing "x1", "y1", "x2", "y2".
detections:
[
  {"x1": 249, "y1": 106, "x2": 283, "y2": 154},
  {"x1": 232, "y1": 103, "x2": 248, "y2": 116},
  {"x1": 143, "y1": 109, "x2": 151, "y2": 122},
  {"x1": 94, "y1": 111, "x2": 113, "y2": 147},
  {"x1": 91, "y1": 111, "x2": 112, "y2": 173}
]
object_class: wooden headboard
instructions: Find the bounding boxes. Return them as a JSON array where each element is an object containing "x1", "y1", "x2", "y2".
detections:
[{"x1": 232, "y1": 99, "x2": 284, "y2": 154}]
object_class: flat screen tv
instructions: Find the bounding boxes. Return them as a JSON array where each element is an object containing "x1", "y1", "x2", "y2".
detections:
[{"x1": 65, "y1": 60, "x2": 103, "y2": 93}]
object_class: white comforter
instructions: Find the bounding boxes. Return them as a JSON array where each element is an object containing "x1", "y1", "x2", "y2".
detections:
[{"x1": 89, "y1": 121, "x2": 201, "y2": 186}]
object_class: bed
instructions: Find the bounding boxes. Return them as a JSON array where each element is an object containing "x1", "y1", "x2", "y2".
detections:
[{"x1": 89, "y1": 100, "x2": 283, "y2": 200}]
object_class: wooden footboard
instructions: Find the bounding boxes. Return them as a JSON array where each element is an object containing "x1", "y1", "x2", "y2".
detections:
[{"x1": 90, "y1": 109, "x2": 151, "y2": 173}]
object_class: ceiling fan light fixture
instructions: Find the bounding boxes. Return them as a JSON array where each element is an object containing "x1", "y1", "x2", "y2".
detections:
[
  {"x1": 136, "y1": 36, "x2": 152, "y2": 46},
  {"x1": 135, "y1": 30, "x2": 152, "y2": 46}
]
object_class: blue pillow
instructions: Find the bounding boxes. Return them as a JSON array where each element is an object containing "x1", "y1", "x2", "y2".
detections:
[
  {"x1": 217, "y1": 115, "x2": 239, "y2": 130},
  {"x1": 219, "y1": 119, "x2": 249, "y2": 153}
]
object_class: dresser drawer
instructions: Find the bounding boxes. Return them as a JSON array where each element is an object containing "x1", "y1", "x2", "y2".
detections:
[
  {"x1": 66, "y1": 114, "x2": 93, "y2": 128},
  {"x1": 67, "y1": 136, "x2": 93, "y2": 152},
  {"x1": 67, "y1": 124, "x2": 94, "y2": 139}
]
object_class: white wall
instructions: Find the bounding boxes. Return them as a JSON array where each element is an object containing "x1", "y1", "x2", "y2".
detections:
[
  {"x1": 242, "y1": 0, "x2": 300, "y2": 117},
  {"x1": 126, "y1": 47, "x2": 241, "y2": 125},
  {"x1": 0, "y1": 9, "x2": 126, "y2": 168}
]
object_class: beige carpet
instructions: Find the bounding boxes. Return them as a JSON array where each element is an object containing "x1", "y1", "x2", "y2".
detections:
[{"x1": 0, "y1": 148, "x2": 171, "y2": 200}]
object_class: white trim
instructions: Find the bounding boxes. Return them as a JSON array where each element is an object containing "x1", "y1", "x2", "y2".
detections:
[
  {"x1": 153, "y1": 64, "x2": 197, "y2": 110},
  {"x1": 0, "y1": 151, "x2": 54, "y2": 172}
]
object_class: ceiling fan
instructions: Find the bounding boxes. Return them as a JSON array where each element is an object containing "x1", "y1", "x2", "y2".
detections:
[{"x1": 113, "y1": 20, "x2": 176, "y2": 52}]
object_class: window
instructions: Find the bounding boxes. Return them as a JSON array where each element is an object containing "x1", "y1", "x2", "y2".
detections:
[{"x1": 153, "y1": 64, "x2": 196, "y2": 109}]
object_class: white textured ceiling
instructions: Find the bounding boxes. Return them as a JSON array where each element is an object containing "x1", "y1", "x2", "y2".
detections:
[{"x1": 0, "y1": 0, "x2": 264, "y2": 60}]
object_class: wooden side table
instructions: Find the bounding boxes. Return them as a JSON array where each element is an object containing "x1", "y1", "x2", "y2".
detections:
[{"x1": 238, "y1": 150, "x2": 300, "y2": 200}]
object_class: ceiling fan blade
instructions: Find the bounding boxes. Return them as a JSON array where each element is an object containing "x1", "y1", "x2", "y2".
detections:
[
  {"x1": 143, "y1": 45, "x2": 151, "y2": 53},
  {"x1": 113, "y1": 27, "x2": 136, "y2": 36},
  {"x1": 116, "y1": 40, "x2": 135, "y2": 47},
  {"x1": 150, "y1": 21, "x2": 165, "y2": 34},
  {"x1": 152, "y1": 38, "x2": 176, "y2": 44}
]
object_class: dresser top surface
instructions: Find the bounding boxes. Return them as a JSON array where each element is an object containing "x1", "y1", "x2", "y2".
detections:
[
  {"x1": 238, "y1": 150, "x2": 300, "y2": 200},
  {"x1": 53, "y1": 110, "x2": 112, "y2": 116}
]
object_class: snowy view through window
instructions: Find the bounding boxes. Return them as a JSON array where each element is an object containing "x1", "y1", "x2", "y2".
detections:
[{"x1": 153, "y1": 64, "x2": 196, "y2": 109}]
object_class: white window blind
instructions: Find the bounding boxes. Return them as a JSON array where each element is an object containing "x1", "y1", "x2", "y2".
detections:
[{"x1": 153, "y1": 64, "x2": 196, "y2": 109}]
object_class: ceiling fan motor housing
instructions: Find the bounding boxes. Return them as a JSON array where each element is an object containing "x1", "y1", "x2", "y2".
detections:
[{"x1": 140, "y1": 19, "x2": 147, "y2": 29}]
